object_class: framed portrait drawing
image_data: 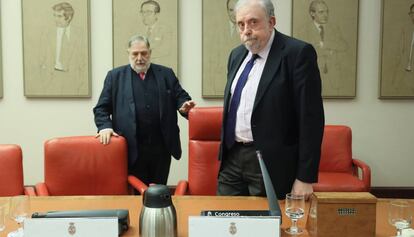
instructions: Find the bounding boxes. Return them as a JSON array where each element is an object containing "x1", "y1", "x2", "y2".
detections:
[
  {"x1": 0, "y1": 33, "x2": 2, "y2": 99},
  {"x1": 0, "y1": 2, "x2": 2, "y2": 99},
  {"x1": 22, "y1": 0, "x2": 91, "y2": 97},
  {"x1": 292, "y1": 0, "x2": 359, "y2": 98},
  {"x1": 113, "y1": 0, "x2": 178, "y2": 73},
  {"x1": 380, "y1": 0, "x2": 414, "y2": 98},
  {"x1": 202, "y1": 0, "x2": 240, "y2": 98}
]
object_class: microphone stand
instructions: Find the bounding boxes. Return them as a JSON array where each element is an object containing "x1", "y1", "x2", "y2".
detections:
[{"x1": 256, "y1": 150, "x2": 282, "y2": 221}]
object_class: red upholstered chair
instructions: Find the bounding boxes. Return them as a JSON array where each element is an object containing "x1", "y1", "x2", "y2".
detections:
[
  {"x1": 35, "y1": 136, "x2": 147, "y2": 196},
  {"x1": 174, "y1": 107, "x2": 371, "y2": 195},
  {"x1": 175, "y1": 107, "x2": 222, "y2": 195},
  {"x1": 313, "y1": 125, "x2": 371, "y2": 192},
  {"x1": 0, "y1": 144, "x2": 36, "y2": 196}
]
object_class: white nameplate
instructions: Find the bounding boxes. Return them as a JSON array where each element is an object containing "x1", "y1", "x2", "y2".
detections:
[
  {"x1": 402, "y1": 228, "x2": 414, "y2": 237},
  {"x1": 189, "y1": 216, "x2": 280, "y2": 237},
  {"x1": 24, "y1": 217, "x2": 118, "y2": 237}
]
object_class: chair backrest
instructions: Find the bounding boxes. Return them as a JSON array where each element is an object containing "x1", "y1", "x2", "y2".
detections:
[
  {"x1": 188, "y1": 107, "x2": 223, "y2": 195},
  {"x1": 319, "y1": 125, "x2": 353, "y2": 173},
  {"x1": 187, "y1": 108, "x2": 355, "y2": 194},
  {"x1": 0, "y1": 144, "x2": 24, "y2": 196},
  {"x1": 44, "y1": 136, "x2": 129, "y2": 195}
]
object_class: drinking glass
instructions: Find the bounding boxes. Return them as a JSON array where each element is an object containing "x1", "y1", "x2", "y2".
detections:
[
  {"x1": 285, "y1": 193, "x2": 305, "y2": 235},
  {"x1": 0, "y1": 204, "x2": 6, "y2": 233},
  {"x1": 388, "y1": 200, "x2": 412, "y2": 237},
  {"x1": 8, "y1": 195, "x2": 30, "y2": 237}
]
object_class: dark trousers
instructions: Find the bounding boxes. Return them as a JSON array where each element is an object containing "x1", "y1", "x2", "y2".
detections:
[
  {"x1": 217, "y1": 143, "x2": 265, "y2": 196},
  {"x1": 129, "y1": 143, "x2": 171, "y2": 186}
]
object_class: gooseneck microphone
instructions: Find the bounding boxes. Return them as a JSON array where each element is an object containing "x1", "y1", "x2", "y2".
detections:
[{"x1": 256, "y1": 150, "x2": 282, "y2": 220}]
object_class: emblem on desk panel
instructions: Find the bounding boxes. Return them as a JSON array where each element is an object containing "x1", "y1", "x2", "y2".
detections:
[
  {"x1": 229, "y1": 222, "x2": 237, "y2": 235},
  {"x1": 68, "y1": 222, "x2": 76, "y2": 235}
]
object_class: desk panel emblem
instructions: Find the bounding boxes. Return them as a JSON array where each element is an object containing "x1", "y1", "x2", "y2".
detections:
[
  {"x1": 229, "y1": 222, "x2": 237, "y2": 235},
  {"x1": 68, "y1": 222, "x2": 76, "y2": 235}
]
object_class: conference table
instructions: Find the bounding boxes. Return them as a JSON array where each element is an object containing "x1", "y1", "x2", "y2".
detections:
[{"x1": 0, "y1": 195, "x2": 412, "y2": 237}]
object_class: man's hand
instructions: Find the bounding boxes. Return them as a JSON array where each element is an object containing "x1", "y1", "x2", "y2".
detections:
[
  {"x1": 179, "y1": 100, "x2": 196, "y2": 114},
  {"x1": 95, "y1": 128, "x2": 119, "y2": 145},
  {"x1": 291, "y1": 179, "x2": 314, "y2": 200}
]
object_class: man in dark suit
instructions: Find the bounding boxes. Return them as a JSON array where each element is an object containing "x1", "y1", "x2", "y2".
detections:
[
  {"x1": 218, "y1": 0, "x2": 324, "y2": 200},
  {"x1": 93, "y1": 35, "x2": 195, "y2": 185}
]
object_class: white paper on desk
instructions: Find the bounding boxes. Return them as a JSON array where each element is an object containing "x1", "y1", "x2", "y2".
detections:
[
  {"x1": 402, "y1": 228, "x2": 414, "y2": 237},
  {"x1": 189, "y1": 216, "x2": 280, "y2": 237},
  {"x1": 24, "y1": 217, "x2": 118, "y2": 237}
]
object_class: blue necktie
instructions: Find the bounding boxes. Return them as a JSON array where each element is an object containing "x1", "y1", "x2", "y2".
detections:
[{"x1": 225, "y1": 54, "x2": 259, "y2": 149}]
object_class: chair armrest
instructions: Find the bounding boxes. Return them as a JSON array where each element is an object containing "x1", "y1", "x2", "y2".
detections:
[
  {"x1": 24, "y1": 186, "x2": 36, "y2": 196},
  {"x1": 352, "y1": 158, "x2": 371, "y2": 191},
  {"x1": 127, "y1": 175, "x2": 148, "y2": 194},
  {"x1": 174, "y1": 180, "x2": 188, "y2": 195},
  {"x1": 35, "y1": 183, "x2": 50, "y2": 196}
]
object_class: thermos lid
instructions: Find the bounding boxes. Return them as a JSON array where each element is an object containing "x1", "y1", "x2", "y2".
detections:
[{"x1": 143, "y1": 184, "x2": 173, "y2": 208}]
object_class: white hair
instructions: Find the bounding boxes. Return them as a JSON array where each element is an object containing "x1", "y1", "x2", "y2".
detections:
[{"x1": 234, "y1": 0, "x2": 275, "y2": 18}]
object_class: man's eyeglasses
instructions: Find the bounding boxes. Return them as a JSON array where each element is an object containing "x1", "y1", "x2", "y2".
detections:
[
  {"x1": 130, "y1": 50, "x2": 150, "y2": 58},
  {"x1": 237, "y1": 19, "x2": 261, "y2": 32}
]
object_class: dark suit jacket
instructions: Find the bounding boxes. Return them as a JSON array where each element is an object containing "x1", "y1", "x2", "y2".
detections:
[
  {"x1": 219, "y1": 30, "x2": 325, "y2": 199},
  {"x1": 94, "y1": 64, "x2": 191, "y2": 166}
]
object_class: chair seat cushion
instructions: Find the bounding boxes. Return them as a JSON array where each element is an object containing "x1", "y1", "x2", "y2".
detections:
[{"x1": 313, "y1": 172, "x2": 367, "y2": 192}]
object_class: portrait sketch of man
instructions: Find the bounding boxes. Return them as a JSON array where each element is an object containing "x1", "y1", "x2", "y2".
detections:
[
  {"x1": 293, "y1": 0, "x2": 358, "y2": 98},
  {"x1": 113, "y1": 0, "x2": 177, "y2": 72},
  {"x1": 22, "y1": 0, "x2": 90, "y2": 97},
  {"x1": 0, "y1": 3, "x2": 2, "y2": 98},
  {"x1": 380, "y1": 0, "x2": 414, "y2": 98},
  {"x1": 0, "y1": 39, "x2": 2, "y2": 98},
  {"x1": 0, "y1": 65, "x2": 2, "y2": 97},
  {"x1": 202, "y1": 0, "x2": 241, "y2": 98}
]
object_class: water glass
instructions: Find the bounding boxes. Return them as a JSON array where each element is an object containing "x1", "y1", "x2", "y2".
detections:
[
  {"x1": 388, "y1": 200, "x2": 412, "y2": 237},
  {"x1": 0, "y1": 204, "x2": 6, "y2": 232},
  {"x1": 8, "y1": 195, "x2": 30, "y2": 237},
  {"x1": 285, "y1": 193, "x2": 305, "y2": 235}
]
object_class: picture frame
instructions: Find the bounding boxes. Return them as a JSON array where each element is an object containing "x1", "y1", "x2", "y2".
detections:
[
  {"x1": 379, "y1": 0, "x2": 414, "y2": 99},
  {"x1": 292, "y1": 0, "x2": 359, "y2": 98},
  {"x1": 202, "y1": 0, "x2": 240, "y2": 98},
  {"x1": 0, "y1": 2, "x2": 2, "y2": 99},
  {"x1": 0, "y1": 6, "x2": 3, "y2": 99},
  {"x1": 113, "y1": 0, "x2": 178, "y2": 73},
  {"x1": 22, "y1": 0, "x2": 91, "y2": 97}
]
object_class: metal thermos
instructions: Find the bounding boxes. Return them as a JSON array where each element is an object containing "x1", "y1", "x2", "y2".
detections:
[{"x1": 139, "y1": 184, "x2": 177, "y2": 237}]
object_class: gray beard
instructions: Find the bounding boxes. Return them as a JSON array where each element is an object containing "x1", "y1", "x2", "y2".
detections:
[{"x1": 129, "y1": 61, "x2": 149, "y2": 74}]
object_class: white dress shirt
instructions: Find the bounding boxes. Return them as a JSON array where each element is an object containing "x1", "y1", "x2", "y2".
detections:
[
  {"x1": 313, "y1": 21, "x2": 324, "y2": 47},
  {"x1": 407, "y1": 31, "x2": 414, "y2": 71},
  {"x1": 55, "y1": 26, "x2": 71, "y2": 71},
  {"x1": 230, "y1": 30, "x2": 275, "y2": 143}
]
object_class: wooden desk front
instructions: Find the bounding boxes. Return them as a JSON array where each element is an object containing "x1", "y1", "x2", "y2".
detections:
[{"x1": 0, "y1": 196, "x2": 412, "y2": 237}]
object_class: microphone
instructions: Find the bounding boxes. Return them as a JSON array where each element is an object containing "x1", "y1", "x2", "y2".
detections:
[{"x1": 256, "y1": 150, "x2": 282, "y2": 220}]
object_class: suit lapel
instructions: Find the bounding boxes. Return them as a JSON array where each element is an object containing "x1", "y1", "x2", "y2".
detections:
[{"x1": 253, "y1": 30, "x2": 285, "y2": 110}]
